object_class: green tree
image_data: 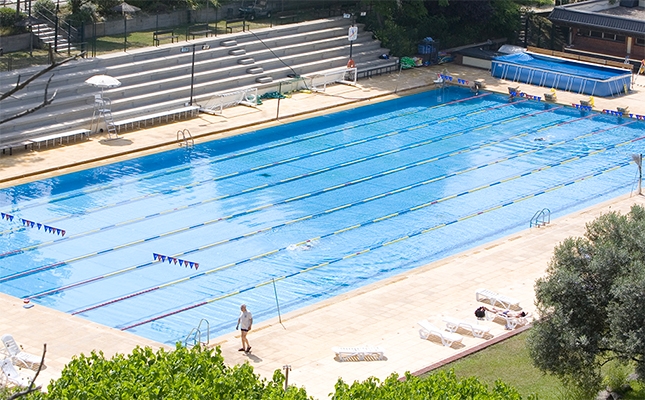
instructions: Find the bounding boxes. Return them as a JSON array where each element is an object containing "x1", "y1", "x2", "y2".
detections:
[
  {"x1": 332, "y1": 370, "x2": 536, "y2": 399},
  {"x1": 528, "y1": 205, "x2": 645, "y2": 395},
  {"x1": 10, "y1": 344, "x2": 535, "y2": 399},
  {"x1": 25, "y1": 344, "x2": 311, "y2": 399}
]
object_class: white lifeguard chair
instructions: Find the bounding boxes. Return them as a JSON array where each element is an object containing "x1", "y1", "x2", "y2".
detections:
[{"x1": 90, "y1": 94, "x2": 118, "y2": 139}]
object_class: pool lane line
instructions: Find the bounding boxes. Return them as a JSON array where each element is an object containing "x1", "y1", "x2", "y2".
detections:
[
  {"x1": 117, "y1": 159, "x2": 634, "y2": 331},
  {"x1": 0, "y1": 104, "x2": 554, "y2": 258},
  {"x1": 10, "y1": 115, "x2": 632, "y2": 288},
  {"x1": 9, "y1": 115, "x2": 635, "y2": 291},
  {"x1": 0, "y1": 96, "x2": 509, "y2": 239},
  {"x1": 2, "y1": 93, "x2": 493, "y2": 217},
  {"x1": 15, "y1": 125, "x2": 538, "y2": 293},
  {"x1": 66, "y1": 136, "x2": 640, "y2": 316}
]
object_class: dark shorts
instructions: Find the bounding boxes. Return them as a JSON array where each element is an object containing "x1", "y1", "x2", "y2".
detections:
[{"x1": 241, "y1": 328, "x2": 249, "y2": 332}]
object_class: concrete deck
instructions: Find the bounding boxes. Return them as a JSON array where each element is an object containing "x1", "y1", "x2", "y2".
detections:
[{"x1": 2, "y1": 64, "x2": 645, "y2": 398}]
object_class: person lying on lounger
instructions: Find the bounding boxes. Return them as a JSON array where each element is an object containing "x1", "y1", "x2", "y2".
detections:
[{"x1": 477, "y1": 307, "x2": 527, "y2": 329}]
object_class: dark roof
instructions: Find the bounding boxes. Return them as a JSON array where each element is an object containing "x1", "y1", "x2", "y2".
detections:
[{"x1": 549, "y1": 0, "x2": 645, "y2": 36}]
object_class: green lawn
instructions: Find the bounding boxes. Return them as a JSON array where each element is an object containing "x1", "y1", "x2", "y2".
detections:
[
  {"x1": 432, "y1": 332, "x2": 566, "y2": 399},
  {"x1": 0, "y1": 20, "x2": 273, "y2": 71},
  {"x1": 430, "y1": 331, "x2": 645, "y2": 400}
]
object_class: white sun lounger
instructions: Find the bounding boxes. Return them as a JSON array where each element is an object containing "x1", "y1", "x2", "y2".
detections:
[
  {"x1": 332, "y1": 346, "x2": 385, "y2": 362},
  {"x1": 417, "y1": 320, "x2": 463, "y2": 347},
  {"x1": 475, "y1": 288, "x2": 520, "y2": 309},
  {"x1": 485, "y1": 310, "x2": 531, "y2": 330},
  {"x1": 1, "y1": 334, "x2": 42, "y2": 369},
  {"x1": 1, "y1": 358, "x2": 31, "y2": 387},
  {"x1": 442, "y1": 316, "x2": 491, "y2": 338}
]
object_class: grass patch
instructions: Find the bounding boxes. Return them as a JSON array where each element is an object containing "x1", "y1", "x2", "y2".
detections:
[
  {"x1": 431, "y1": 332, "x2": 567, "y2": 399},
  {"x1": 428, "y1": 331, "x2": 645, "y2": 400},
  {"x1": 0, "y1": 19, "x2": 273, "y2": 71}
]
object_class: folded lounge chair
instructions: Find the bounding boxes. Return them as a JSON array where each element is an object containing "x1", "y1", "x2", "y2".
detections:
[
  {"x1": 1, "y1": 334, "x2": 42, "y2": 369},
  {"x1": 417, "y1": 320, "x2": 463, "y2": 347},
  {"x1": 441, "y1": 316, "x2": 491, "y2": 338},
  {"x1": 332, "y1": 346, "x2": 385, "y2": 362},
  {"x1": 475, "y1": 288, "x2": 520, "y2": 309},
  {"x1": 1, "y1": 358, "x2": 31, "y2": 387}
]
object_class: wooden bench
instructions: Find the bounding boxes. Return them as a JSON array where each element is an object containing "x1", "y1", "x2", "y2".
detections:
[
  {"x1": 226, "y1": 18, "x2": 246, "y2": 33},
  {"x1": 187, "y1": 24, "x2": 213, "y2": 40},
  {"x1": 153, "y1": 29, "x2": 179, "y2": 46},
  {"x1": 114, "y1": 106, "x2": 199, "y2": 133}
]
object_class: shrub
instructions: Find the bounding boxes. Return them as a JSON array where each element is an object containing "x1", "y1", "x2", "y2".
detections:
[
  {"x1": 0, "y1": 8, "x2": 29, "y2": 35},
  {"x1": 332, "y1": 370, "x2": 536, "y2": 399},
  {"x1": 65, "y1": 1, "x2": 98, "y2": 24},
  {"x1": 33, "y1": 0, "x2": 57, "y2": 17},
  {"x1": 25, "y1": 344, "x2": 311, "y2": 399}
]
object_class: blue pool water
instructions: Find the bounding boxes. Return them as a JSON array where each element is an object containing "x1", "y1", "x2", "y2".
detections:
[{"x1": 1, "y1": 86, "x2": 644, "y2": 345}]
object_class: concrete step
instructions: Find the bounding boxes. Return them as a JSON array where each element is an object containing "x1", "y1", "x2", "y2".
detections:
[
  {"x1": 0, "y1": 16, "x2": 390, "y2": 141},
  {"x1": 0, "y1": 41, "x2": 377, "y2": 115}
]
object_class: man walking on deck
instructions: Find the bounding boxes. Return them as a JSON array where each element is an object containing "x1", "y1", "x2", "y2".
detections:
[{"x1": 236, "y1": 304, "x2": 253, "y2": 352}]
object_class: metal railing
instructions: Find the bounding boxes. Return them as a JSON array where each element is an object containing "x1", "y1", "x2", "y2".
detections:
[
  {"x1": 177, "y1": 128, "x2": 194, "y2": 147},
  {"x1": 34, "y1": 7, "x2": 84, "y2": 55},
  {"x1": 184, "y1": 318, "x2": 210, "y2": 348},
  {"x1": 530, "y1": 208, "x2": 551, "y2": 228}
]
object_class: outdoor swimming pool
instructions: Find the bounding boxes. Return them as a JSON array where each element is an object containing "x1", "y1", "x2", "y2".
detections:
[{"x1": 1, "y1": 86, "x2": 644, "y2": 345}]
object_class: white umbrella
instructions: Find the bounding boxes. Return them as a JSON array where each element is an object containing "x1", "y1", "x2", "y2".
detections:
[{"x1": 85, "y1": 75, "x2": 121, "y2": 97}]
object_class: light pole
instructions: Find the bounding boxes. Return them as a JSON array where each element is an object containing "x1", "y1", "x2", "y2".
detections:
[
  {"x1": 184, "y1": 43, "x2": 210, "y2": 106},
  {"x1": 344, "y1": 13, "x2": 357, "y2": 61},
  {"x1": 54, "y1": 2, "x2": 59, "y2": 53},
  {"x1": 345, "y1": 11, "x2": 365, "y2": 64},
  {"x1": 190, "y1": 43, "x2": 196, "y2": 105},
  {"x1": 111, "y1": 2, "x2": 141, "y2": 53}
]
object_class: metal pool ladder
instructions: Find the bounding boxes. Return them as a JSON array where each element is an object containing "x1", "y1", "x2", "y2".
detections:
[
  {"x1": 184, "y1": 318, "x2": 210, "y2": 348},
  {"x1": 177, "y1": 128, "x2": 194, "y2": 147},
  {"x1": 530, "y1": 208, "x2": 551, "y2": 228}
]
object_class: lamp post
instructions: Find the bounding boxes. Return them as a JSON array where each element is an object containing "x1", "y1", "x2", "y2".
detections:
[
  {"x1": 345, "y1": 11, "x2": 365, "y2": 63},
  {"x1": 190, "y1": 43, "x2": 196, "y2": 105},
  {"x1": 344, "y1": 12, "x2": 357, "y2": 61},
  {"x1": 54, "y1": 2, "x2": 59, "y2": 53},
  {"x1": 111, "y1": 2, "x2": 141, "y2": 53},
  {"x1": 183, "y1": 43, "x2": 210, "y2": 105}
]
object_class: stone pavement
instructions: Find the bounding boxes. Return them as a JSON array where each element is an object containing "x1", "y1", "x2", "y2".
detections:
[{"x1": 1, "y1": 64, "x2": 645, "y2": 398}]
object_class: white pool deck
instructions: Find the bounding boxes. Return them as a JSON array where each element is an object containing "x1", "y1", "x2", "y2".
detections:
[{"x1": 2, "y1": 64, "x2": 645, "y2": 398}]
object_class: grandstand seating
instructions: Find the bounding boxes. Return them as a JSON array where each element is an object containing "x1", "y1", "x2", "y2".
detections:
[{"x1": 0, "y1": 17, "x2": 396, "y2": 149}]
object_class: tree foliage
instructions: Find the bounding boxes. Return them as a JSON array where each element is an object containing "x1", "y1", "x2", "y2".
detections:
[
  {"x1": 8, "y1": 344, "x2": 534, "y2": 399},
  {"x1": 332, "y1": 370, "x2": 536, "y2": 399},
  {"x1": 528, "y1": 205, "x2": 645, "y2": 394},
  {"x1": 361, "y1": 0, "x2": 523, "y2": 56},
  {"x1": 25, "y1": 344, "x2": 311, "y2": 399}
]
